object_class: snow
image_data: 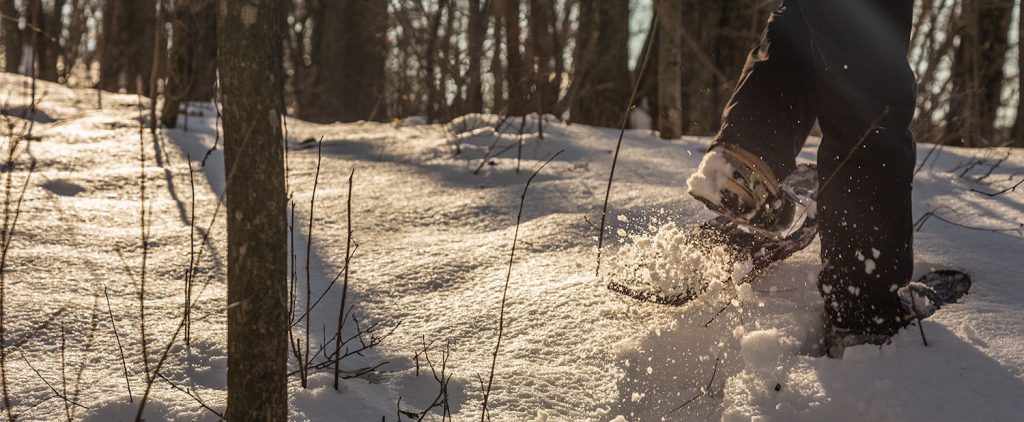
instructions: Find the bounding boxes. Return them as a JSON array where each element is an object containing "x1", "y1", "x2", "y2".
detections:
[
  {"x1": 2, "y1": 72, "x2": 1024, "y2": 421},
  {"x1": 687, "y1": 149, "x2": 734, "y2": 207},
  {"x1": 739, "y1": 329, "x2": 795, "y2": 373}
]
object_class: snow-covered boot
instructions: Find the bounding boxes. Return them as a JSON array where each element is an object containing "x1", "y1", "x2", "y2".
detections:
[
  {"x1": 687, "y1": 144, "x2": 796, "y2": 233},
  {"x1": 823, "y1": 270, "x2": 972, "y2": 358}
]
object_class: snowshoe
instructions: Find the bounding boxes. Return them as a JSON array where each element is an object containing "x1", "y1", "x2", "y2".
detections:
[
  {"x1": 824, "y1": 270, "x2": 972, "y2": 358},
  {"x1": 687, "y1": 144, "x2": 796, "y2": 234},
  {"x1": 606, "y1": 164, "x2": 819, "y2": 306}
]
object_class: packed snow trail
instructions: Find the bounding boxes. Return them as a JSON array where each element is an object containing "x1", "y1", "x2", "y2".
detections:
[{"x1": 2, "y1": 73, "x2": 1024, "y2": 420}]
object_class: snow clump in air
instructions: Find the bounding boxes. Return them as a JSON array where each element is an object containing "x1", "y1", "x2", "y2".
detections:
[{"x1": 606, "y1": 221, "x2": 737, "y2": 297}]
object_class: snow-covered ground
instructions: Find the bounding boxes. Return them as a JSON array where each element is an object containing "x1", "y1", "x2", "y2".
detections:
[{"x1": 2, "y1": 72, "x2": 1023, "y2": 421}]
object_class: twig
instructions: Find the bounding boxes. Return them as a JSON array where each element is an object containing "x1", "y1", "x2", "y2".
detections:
[
  {"x1": 156, "y1": 373, "x2": 224, "y2": 419},
  {"x1": 417, "y1": 340, "x2": 453, "y2": 421},
  {"x1": 69, "y1": 290, "x2": 102, "y2": 420},
  {"x1": 289, "y1": 244, "x2": 360, "y2": 327},
  {"x1": 301, "y1": 136, "x2": 324, "y2": 388},
  {"x1": 595, "y1": 9, "x2": 659, "y2": 276},
  {"x1": 60, "y1": 321, "x2": 70, "y2": 422},
  {"x1": 666, "y1": 357, "x2": 720, "y2": 416},
  {"x1": 136, "y1": 76, "x2": 152, "y2": 381},
  {"x1": 185, "y1": 156, "x2": 197, "y2": 346},
  {"x1": 914, "y1": 207, "x2": 1023, "y2": 236},
  {"x1": 17, "y1": 351, "x2": 89, "y2": 411},
  {"x1": 704, "y1": 302, "x2": 731, "y2": 327},
  {"x1": 971, "y1": 177, "x2": 1023, "y2": 197},
  {"x1": 104, "y1": 286, "x2": 133, "y2": 403},
  {"x1": 480, "y1": 150, "x2": 563, "y2": 421},
  {"x1": 910, "y1": 294, "x2": 928, "y2": 347},
  {"x1": 334, "y1": 168, "x2": 355, "y2": 390},
  {"x1": 0, "y1": 121, "x2": 36, "y2": 422}
]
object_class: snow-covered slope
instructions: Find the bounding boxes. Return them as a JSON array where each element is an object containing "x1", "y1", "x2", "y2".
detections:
[{"x1": 2, "y1": 73, "x2": 1023, "y2": 421}]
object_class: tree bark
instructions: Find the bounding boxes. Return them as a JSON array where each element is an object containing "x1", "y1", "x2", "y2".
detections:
[
  {"x1": 218, "y1": 0, "x2": 288, "y2": 420},
  {"x1": 297, "y1": 0, "x2": 388, "y2": 123},
  {"x1": 0, "y1": 0, "x2": 21, "y2": 73},
  {"x1": 570, "y1": 1, "x2": 630, "y2": 127},
  {"x1": 946, "y1": 0, "x2": 1013, "y2": 147},
  {"x1": 658, "y1": 0, "x2": 683, "y2": 139}
]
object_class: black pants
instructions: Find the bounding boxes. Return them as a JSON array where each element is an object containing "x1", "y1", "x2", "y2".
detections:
[{"x1": 713, "y1": 0, "x2": 917, "y2": 335}]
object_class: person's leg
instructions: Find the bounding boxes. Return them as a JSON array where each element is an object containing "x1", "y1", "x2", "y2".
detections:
[
  {"x1": 711, "y1": 0, "x2": 819, "y2": 181},
  {"x1": 798, "y1": 0, "x2": 917, "y2": 336},
  {"x1": 687, "y1": 0, "x2": 819, "y2": 230}
]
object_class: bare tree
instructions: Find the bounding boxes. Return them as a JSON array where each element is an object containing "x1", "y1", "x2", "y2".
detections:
[
  {"x1": 658, "y1": 0, "x2": 683, "y2": 139},
  {"x1": 945, "y1": 0, "x2": 1014, "y2": 147},
  {"x1": 1010, "y1": 0, "x2": 1024, "y2": 146},
  {"x1": 570, "y1": 1, "x2": 630, "y2": 127},
  {"x1": 218, "y1": 0, "x2": 288, "y2": 419},
  {"x1": 0, "y1": 0, "x2": 21, "y2": 73},
  {"x1": 297, "y1": 0, "x2": 388, "y2": 123},
  {"x1": 528, "y1": 0, "x2": 558, "y2": 114},
  {"x1": 98, "y1": 0, "x2": 156, "y2": 94},
  {"x1": 501, "y1": 0, "x2": 529, "y2": 116},
  {"x1": 466, "y1": 0, "x2": 489, "y2": 113},
  {"x1": 161, "y1": 0, "x2": 217, "y2": 128}
]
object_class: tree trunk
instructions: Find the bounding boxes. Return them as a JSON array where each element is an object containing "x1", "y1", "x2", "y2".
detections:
[
  {"x1": 161, "y1": 0, "x2": 217, "y2": 128},
  {"x1": 25, "y1": 0, "x2": 44, "y2": 79},
  {"x1": 467, "y1": 0, "x2": 486, "y2": 113},
  {"x1": 422, "y1": 1, "x2": 445, "y2": 121},
  {"x1": 161, "y1": 0, "x2": 190, "y2": 128},
  {"x1": 1012, "y1": 0, "x2": 1024, "y2": 146},
  {"x1": 98, "y1": 0, "x2": 157, "y2": 94},
  {"x1": 491, "y1": 0, "x2": 506, "y2": 114},
  {"x1": 676, "y1": 0, "x2": 765, "y2": 135},
  {"x1": 528, "y1": 0, "x2": 558, "y2": 114},
  {"x1": 188, "y1": 0, "x2": 217, "y2": 101},
  {"x1": 502, "y1": 0, "x2": 528, "y2": 116},
  {"x1": 61, "y1": 0, "x2": 91, "y2": 82},
  {"x1": 633, "y1": 9, "x2": 658, "y2": 128},
  {"x1": 34, "y1": 0, "x2": 64, "y2": 82},
  {"x1": 297, "y1": 0, "x2": 388, "y2": 123},
  {"x1": 658, "y1": 0, "x2": 683, "y2": 139},
  {"x1": 946, "y1": 0, "x2": 1013, "y2": 147},
  {"x1": 570, "y1": 1, "x2": 630, "y2": 127},
  {"x1": 0, "y1": 0, "x2": 21, "y2": 73},
  {"x1": 218, "y1": 0, "x2": 288, "y2": 419}
]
